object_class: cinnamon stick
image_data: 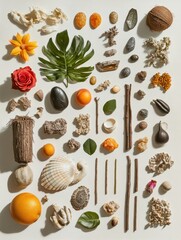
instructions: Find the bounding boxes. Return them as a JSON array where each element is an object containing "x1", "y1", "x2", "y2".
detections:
[
  {"x1": 95, "y1": 158, "x2": 98, "y2": 205},
  {"x1": 105, "y1": 159, "x2": 108, "y2": 195},
  {"x1": 133, "y1": 196, "x2": 137, "y2": 232},
  {"x1": 134, "y1": 158, "x2": 138, "y2": 193},
  {"x1": 125, "y1": 156, "x2": 131, "y2": 232},
  {"x1": 114, "y1": 159, "x2": 117, "y2": 194}
]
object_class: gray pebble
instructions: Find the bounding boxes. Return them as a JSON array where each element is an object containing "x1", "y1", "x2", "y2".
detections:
[
  {"x1": 139, "y1": 109, "x2": 148, "y2": 118},
  {"x1": 130, "y1": 54, "x2": 139, "y2": 62},
  {"x1": 125, "y1": 37, "x2": 135, "y2": 52},
  {"x1": 121, "y1": 67, "x2": 131, "y2": 77}
]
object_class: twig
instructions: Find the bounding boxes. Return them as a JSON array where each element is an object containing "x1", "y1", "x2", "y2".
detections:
[
  {"x1": 114, "y1": 159, "x2": 117, "y2": 194},
  {"x1": 95, "y1": 158, "x2": 98, "y2": 205},
  {"x1": 94, "y1": 97, "x2": 100, "y2": 134},
  {"x1": 105, "y1": 159, "x2": 108, "y2": 195},
  {"x1": 124, "y1": 84, "x2": 132, "y2": 151},
  {"x1": 133, "y1": 196, "x2": 137, "y2": 232},
  {"x1": 125, "y1": 156, "x2": 131, "y2": 232},
  {"x1": 134, "y1": 158, "x2": 138, "y2": 193}
]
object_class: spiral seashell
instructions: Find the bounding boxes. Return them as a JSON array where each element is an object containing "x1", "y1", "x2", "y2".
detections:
[{"x1": 40, "y1": 157, "x2": 87, "y2": 191}]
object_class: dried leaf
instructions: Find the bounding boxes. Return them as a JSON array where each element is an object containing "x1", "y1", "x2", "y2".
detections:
[{"x1": 83, "y1": 138, "x2": 97, "y2": 155}]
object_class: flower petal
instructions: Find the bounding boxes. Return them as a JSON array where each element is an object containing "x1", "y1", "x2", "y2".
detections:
[
  {"x1": 16, "y1": 33, "x2": 22, "y2": 43},
  {"x1": 10, "y1": 47, "x2": 21, "y2": 56},
  {"x1": 26, "y1": 49, "x2": 35, "y2": 55},
  {"x1": 22, "y1": 33, "x2": 30, "y2": 44},
  {"x1": 9, "y1": 39, "x2": 21, "y2": 47},
  {"x1": 20, "y1": 49, "x2": 29, "y2": 61}
]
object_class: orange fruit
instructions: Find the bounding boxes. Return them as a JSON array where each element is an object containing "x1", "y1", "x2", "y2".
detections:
[
  {"x1": 90, "y1": 13, "x2": 102, "y2": 29},
  {"x1": 10, "y1": 192, "x2": 41, "y2": 225},
  {"x1": 74, "y1": 12, "x2": 86, "y2": 29},
  {"x1": 43, "y1": 143, "x2": 55, "y2": 156},
  {"x1": 76, "y1": 89, "x2": 92, "y2": 106}
]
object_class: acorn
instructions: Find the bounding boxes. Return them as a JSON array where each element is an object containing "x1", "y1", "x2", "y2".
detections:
[{"x1": 147, "y1": 6, "x2": 173, "y2": 32}]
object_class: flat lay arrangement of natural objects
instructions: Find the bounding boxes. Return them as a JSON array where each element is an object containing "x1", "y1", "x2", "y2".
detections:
[{"x1": 0, "y1": 2, "x2": 177, "y2": 239}]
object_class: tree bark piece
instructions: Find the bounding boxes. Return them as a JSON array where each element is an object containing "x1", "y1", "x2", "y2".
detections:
[
  {"x1": 125, "y1": 156, "x2": 131, "y2": 232},
  {"x1": 12, "y1": 116, "x2": 34, "y2": 163},
  {"x1": 124, "y1": 84, "x2": 132, "y2": 151}
]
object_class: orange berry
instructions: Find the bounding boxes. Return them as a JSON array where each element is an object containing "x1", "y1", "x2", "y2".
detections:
[
  {"x1": 10, "y1": 192, "x2": 41, "y2": 225},
  {"x1": 43, "y1": 143, "x2": 55, "y2": 156},
  {"x1": 74, "y1": 12, "x2": 86, "y2": 29},
  {"x1": 76, "y1": 89, "x2": 92, "y2": 106},
  {"x1": 90, "y1": 13, "x2": 102, "y2": 29}
]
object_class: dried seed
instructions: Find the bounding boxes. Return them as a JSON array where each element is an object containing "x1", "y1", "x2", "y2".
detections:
[
  {"x1": 90, "y1": 76, "x2": 97, "y2": 85},
  {"x1": 109, "y1": 11, "x2": 118, "y2": 24}
]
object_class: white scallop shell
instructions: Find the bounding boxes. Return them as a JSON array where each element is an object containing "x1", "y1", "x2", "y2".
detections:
[
  {"x1": 103, "y1": 118, "x2": 116, "y2": 133},
  {"x1": 40, "y1": 157, "x2": 87, "y2": 191}
]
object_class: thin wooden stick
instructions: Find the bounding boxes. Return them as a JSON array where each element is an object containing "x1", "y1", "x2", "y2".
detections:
[
  {"x1": 94, "y1": 97, "x2": 100, "y2": 134},
  {"x1": 134, "y1": 158, "x2": 138, "y2": 193},
  {"x1": 95, "y1": 158, "x2": 98, "y2": 205},
  {"x1": 124, "y1": 84, "x2": 132, "y2": 151},
  {"x1": 133, "y1": 196, "x2": 137, "y2": 232},
  {"x1": 125, "y1": 156, "x2": 131, "y2": 232},
  {"x1": 105, "y1": 159, "x2": 108, "y2": 195},
  {"x1": 114, "y1": 159, "x2": 117, "y2": 194}
]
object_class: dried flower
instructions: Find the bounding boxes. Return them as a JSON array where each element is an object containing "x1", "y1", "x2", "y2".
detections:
[
  {"x1": 143, "y1": 37, "x2": 171, "y2": 67},
  {"x1": 146, "y1": 180, "x2": 157, "y2": 193},
  {"x1": 151, "y1": 72, "x2": 171, "y2": 91},
  {"x1": 148, "y1": 152, "x2": 174, "y2": 174},
  {"x1": 11, "y1": 66, "x2": 36, "y2": 92},
  {"x1": 9, "y1": 33, "x2": 37, "y2": 61},
  {"x1": 100, "y1": 26, "x2": 118, "y2": 46}
]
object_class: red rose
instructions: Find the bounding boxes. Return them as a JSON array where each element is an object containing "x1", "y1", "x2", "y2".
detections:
[{"x1": 11, "y1": 66, "x2": 36, "y2": 92}]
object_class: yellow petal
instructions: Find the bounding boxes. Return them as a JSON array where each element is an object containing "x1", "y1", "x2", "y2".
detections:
[
  {"x1": 16, "y1": 33, "x2": 22, "y2": 43},
  {"x1": 22, "y1": 33, "x2": 30, "y2": 44},
  {"x1": 9, "y1": 39, "x2": 21, "y2": 47},
  {"x1": 26, "y1": 41, "x2": 38, "y2": 48},
  {"x1": 10, "y1": 47, "x2": 21, "y2": 56},
  {"x1": 20, "y1": 49, "x2": 29, "y2": 61},
  {"x1": 26, "y1": 49, "x2": 35, "y2": 55}
]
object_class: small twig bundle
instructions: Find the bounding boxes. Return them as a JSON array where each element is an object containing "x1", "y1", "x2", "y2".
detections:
[
  {"x1": 12, "y1": 116, "x2": 34, "y2": 163},
  {"x1": 134, "y1": 158, "x2": 138, "y2": 193},
  {"x1": 95, "y1": 158, "x2": 98, "y2": 205},
  {"x1": 94, "y1": 97, "x2": 100, "y2": 134},
  {"x1": 125, "y1": 156, "x2": 131, "y2": 232},
  {"x1": 124, "y1": 84, "x2": 132, "y2": 151}
]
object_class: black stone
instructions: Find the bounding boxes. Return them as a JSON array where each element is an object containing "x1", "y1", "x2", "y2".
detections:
[
  {"x1": 125, "y1": 37, "x2": 135, "y2": 52},
  {"x1": 50, "y1": 86, "x2": 69, "y2": 111}
]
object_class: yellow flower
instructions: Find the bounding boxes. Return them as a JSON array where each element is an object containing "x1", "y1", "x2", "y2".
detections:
[{"x1": 9, "y1": 33, "x2": 38, "y2": 61}]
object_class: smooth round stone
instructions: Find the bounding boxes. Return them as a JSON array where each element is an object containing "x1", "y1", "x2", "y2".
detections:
[
  {"x1": 130, "y1": 54, "x2": 139, "y2": 62},
  {"x1": 121, "y1": 67, "x2": 131, "y2": 77},
  {"x1": 50, "y1": 86, "x2": 69, "y2": 111},
  {"x1": 126, "y1": 37, "x2": 135, "y2": 52}
]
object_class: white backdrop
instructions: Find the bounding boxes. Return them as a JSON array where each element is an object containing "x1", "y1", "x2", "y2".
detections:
[{"x1": 0, "y1": 0, "x2": 181, "y2": 240}]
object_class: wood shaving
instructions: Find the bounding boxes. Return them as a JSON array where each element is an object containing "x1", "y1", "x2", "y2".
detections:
[
  {"x1": 34, "y1": 107, "x2": 43, "y2": 118},
  {"x1": 148, "y1": 152, "x2": 174, "y2": 174},
  {"x1": 143, "y1": 37, "x2": 171, "y2": 67},
  {"x1": 74, "y1": 114, "x2": 90, "y2": 135},
  {"x1": 94, "y1": 80, "x2": 110, "y2": 92},
  {"x1": 9, "y1": 7, "x2": 67, "y2": 34},
  {"x1": 147, "y1": 198, "x2": 171, "y2": 227},
  {"x1": 18, "y1": 97, "x2": 31, "y2": 110}
]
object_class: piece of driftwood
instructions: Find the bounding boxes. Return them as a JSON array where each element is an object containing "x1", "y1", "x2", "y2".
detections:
[
  {"x1": 96, "y1": 60, "x2": 120, "y2": 72},
  {"x1": 124, "y1": 84, "x2": 132, "y2": 151},
  {"x1": 12, "y1": 116, "x2": 34, "y2": 163},
  {"x1": 43, "y1": 118, "x2": 67, "y2": 135}
]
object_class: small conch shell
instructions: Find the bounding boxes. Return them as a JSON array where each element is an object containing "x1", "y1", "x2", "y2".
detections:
[{"x1": 40, "y1": 157, "x2": 87, "y2": 191}]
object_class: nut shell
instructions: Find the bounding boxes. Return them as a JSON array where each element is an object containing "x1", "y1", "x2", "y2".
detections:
[{"x1": 147, "y1": 6, "x2": 173, "y2": 32}]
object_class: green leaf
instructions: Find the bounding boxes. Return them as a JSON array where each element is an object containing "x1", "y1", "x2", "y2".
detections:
[
  {"x1": 39, "y1": 30, "x2": 94, "y2": 87},
  {"x1": 83, "y1": 138, "x2": 97, "y2": 155},
  {"x1": 77, "y1": 211, "x2": 100, "y2": 229},
  {"x1": 103, "y1": 99, "x2": 116, "y2": 115},
  {"x1": 56, "y1": 30, "x2": 69, "y2": 53}
]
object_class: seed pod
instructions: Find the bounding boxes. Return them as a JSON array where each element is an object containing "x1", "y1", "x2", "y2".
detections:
[{"x1": 153, "y1": 99, "x2": 170, "y2": 114}]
